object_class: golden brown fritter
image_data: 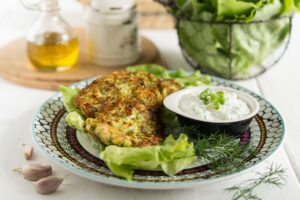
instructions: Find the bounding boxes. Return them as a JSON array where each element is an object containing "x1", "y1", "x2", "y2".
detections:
[
  {"x1": 158, "y1": 79, "x2": 183, "y2": 98},
  {"x1": 84, "y1": 99, "x2": 162, "y2": 147},
  {"x1": 74, "y1": 70, "x2": 182, "y2": 147},
  {"x1": 74, "y1": 71, "x2": 163, "y2": 118}
]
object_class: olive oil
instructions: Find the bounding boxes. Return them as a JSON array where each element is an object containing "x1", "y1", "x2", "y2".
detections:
[{"x1": 27, "y1": 32, "x2": 79, "y2": 71}]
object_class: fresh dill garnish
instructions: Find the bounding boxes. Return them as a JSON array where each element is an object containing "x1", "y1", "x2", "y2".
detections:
[
  {"x1": 160, "y1": 108, "x2": 287, "y2": 200},
  {"x1": 166, "y1": 125, "x2": 257, "y2": 172},
  {"x1": 160, "y1": 108, "x2": 256, "y2": 172},
  {"x1": 225, "y1": 163, "x2": 286, "y2": 200},
  {"x1": 193, "y1": 133, "x2": 255, "y2": 171}
]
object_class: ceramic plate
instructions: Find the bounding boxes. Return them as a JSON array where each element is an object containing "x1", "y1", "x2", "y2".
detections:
[{"x1": 32, "y1": 76, "x2": 285, "y2": 189}]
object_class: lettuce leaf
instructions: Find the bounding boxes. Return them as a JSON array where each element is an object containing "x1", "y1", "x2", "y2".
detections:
[
  {"x1": 59, "y1": 85, "x2": 80, "y2": 113},
  {"x1": 127, "y1": 64, "x2": 170, "y2": 78},
  {"x1": 100, "y1": 134, "x2": 197, "y2": 180},
  {"x1": 65, "y1": 111, "x2": 85, "y2": 132},
  {"x1": 173, "y1": 70, "x2": 211, "y2": 86},
  {"x1": 217, "y1": 0, "x2": 257, "y2": 21},
  {"x1": 177, "y1": 15, "x2": 290, "y2": 78},
  {"x1": 127, "y1": 64, "x2": 211, "y2": 86},
  {"x1": 167, "y1": 0, "x2": 298, "y2": 21},
  {"x1": 159, "y1": 0, "x2": 297, "y2": 78},
  {"x1": 59, "y1": 85, "x2": 86, "y2": 130}
]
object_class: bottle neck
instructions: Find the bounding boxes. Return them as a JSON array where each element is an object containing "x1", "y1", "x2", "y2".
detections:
[
  {"x1": 40, "y1": 0, "x2": 60, "y2": 12},
  {"x1": 40, "y1": 9, "x2": 60, "y2": 16}
]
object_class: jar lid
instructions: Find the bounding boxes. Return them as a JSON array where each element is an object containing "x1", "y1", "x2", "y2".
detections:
[{"x1": 90, "y1": 0, "x2": 136, "y2": 13}]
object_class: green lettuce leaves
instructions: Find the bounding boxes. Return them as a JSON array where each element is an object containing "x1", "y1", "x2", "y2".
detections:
[
  {"x1": 100, "y1": 134, "x2": 196, "y2": 180},
  {"x1": 160, "y1": 0, "x2": 297, "y2": 78},
  {"x1": 177, "y1": 16, "x2": 290, "y2": 78},
  {"x1": 59, "y1": 85, "x2": 85, "y2": 131},
  {"x1": 168, "y1": 0, "x2": 299, "y2": 21},
  {"x1": 65, "y1": 111, "x2": 85, "y2": 132},
  {"x1": 59, "y1": 85, "x2": 80, "y2": 113},
  {"x1": 127, "y1": 64, "x2": 211, "y2": 86},
  {"x1": 127, "y1": 64, "x2": 171, "y2": 78}
]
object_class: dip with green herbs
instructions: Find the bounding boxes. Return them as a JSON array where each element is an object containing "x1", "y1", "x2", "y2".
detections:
[{"x1": 179, "y1": 88, "x2": 251, "y2": 121}]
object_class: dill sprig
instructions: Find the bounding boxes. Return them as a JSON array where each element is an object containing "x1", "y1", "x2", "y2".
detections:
[
  {"x1": 163, "y1": 119, "x2": 287, "y2": 200},
  {"x1": 166, "y1": 125, "x2": 256, "y2": 171},
  {"x1": 225, "y1": 163, "x2": 286, "y2": 200},
  {"x1": 194, "y1": 133, "x2": 254, "y2": 171}
]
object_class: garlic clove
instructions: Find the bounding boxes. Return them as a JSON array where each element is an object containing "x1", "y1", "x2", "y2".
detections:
[
  {"x1": 34, "y1": 176, "x2": 64, "y2": 194},
  {"x1": 22, "y1": 143, "x2": 33, "y2": 160},
  {"x1": 19, "y1": 163, "x2": 52, "y2": 181}
]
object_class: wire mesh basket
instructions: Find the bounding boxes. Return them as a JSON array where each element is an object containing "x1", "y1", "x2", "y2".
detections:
[
  {"x1": 156, "y1": 0, "x2": 293, "y2": 80},
  {"x1": 175, "y1": 16, "x2": 292, "y2": 80}
]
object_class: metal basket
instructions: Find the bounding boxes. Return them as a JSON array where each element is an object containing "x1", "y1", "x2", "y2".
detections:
[{"x1": 175, "y1": 15, "x2": 292, "y2": 80}]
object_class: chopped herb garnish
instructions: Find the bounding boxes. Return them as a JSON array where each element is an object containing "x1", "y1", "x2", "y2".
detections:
[{"x1": 199, "y1": 88, "x2": 225, "y2": 110}]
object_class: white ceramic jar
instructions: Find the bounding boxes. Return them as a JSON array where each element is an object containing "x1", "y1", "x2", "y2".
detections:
[{"x1": 85, "y1": 0, "x2": 140, "y2": 67}]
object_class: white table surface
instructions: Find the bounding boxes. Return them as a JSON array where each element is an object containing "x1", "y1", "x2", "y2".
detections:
[{"x1": 0, "y1": 1, "x2": 300, "y2": 199}]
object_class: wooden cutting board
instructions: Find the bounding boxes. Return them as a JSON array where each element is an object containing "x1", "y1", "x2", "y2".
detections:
[{"x1": 0, "y1": 29, "x2": 165, "y2": 90}]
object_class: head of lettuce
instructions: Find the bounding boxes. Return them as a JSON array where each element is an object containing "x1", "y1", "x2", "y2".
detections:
[{"x1": 159, "y1": 0, "x2": 299, "y2": 79}]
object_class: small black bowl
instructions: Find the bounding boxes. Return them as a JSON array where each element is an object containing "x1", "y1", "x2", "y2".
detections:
[
  {"x1": 163, "y1": 86, "x2": 260, "y2": 137},
  {"x1": 177, "y1": 115, "x2": 254, "y2": 136}
]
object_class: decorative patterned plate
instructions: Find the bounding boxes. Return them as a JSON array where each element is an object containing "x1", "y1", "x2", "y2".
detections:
[{"x1": 32, "y1": 76, "x2": 285, "y2": 189}]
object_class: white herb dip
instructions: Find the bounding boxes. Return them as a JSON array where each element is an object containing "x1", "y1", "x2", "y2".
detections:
[{"x1": 179, "y1": 89, "x2": 251, "y2": 121}]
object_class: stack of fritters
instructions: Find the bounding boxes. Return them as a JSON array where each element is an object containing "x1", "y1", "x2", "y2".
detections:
[{"x1": 74, "y1": 70, "x2": 181, "y2": 147}]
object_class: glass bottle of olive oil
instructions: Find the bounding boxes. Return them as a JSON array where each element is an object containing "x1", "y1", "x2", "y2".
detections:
[{"x1": 23, "y1": 0, "x2": 79, "y2": 71}]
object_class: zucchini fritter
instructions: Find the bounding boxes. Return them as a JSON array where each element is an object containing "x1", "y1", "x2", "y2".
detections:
[{"x1": 74, "y1": 70, "x2": 182, "y2": 147}]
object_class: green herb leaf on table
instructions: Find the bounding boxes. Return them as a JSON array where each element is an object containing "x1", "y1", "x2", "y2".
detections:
[{"x1": 225, "y1": 163, "x2": 286, "y2": 200}]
